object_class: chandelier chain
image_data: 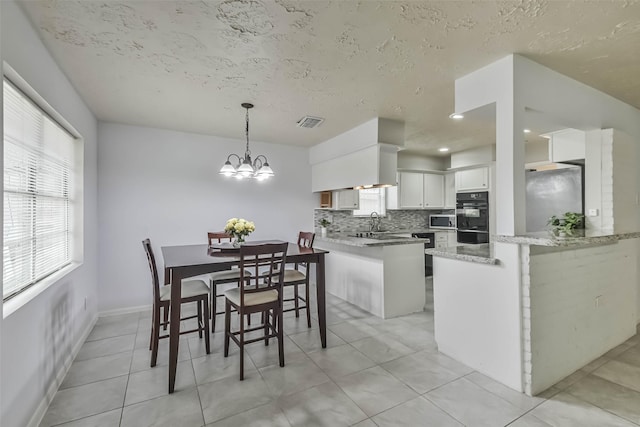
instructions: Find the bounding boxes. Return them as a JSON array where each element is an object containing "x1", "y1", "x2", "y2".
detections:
[{"x1": 245, "y1": 107, "x2": 251, "y2": 156}]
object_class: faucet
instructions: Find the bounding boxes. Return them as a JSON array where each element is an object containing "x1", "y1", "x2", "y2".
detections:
[{"x1": 369, "y1": 211, "x2": 380, "y2": 232}]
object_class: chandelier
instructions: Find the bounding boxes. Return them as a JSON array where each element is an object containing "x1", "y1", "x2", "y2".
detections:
[{"x1": 219, "y1": 103, "x2": 274, "y2": 180}]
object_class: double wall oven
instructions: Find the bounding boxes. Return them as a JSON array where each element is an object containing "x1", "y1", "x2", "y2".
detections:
[{"x1": 457, "y1": 191, "x2": 489, "y2": 244}]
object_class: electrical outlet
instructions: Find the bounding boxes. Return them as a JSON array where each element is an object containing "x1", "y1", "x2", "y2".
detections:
[{"x1": 588, "y1": 208, "x2": 599, "y2": 217}]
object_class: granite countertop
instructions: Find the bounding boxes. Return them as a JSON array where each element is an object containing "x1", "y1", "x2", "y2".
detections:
[
  {"x1": 426, "y1": 244, "x2": 498, "y2": 265},
  {"x1": 493, "y1": 230, "x2": 640, "y2": 247},
  {"x1": 315, "y1": 232, "x2": 428, "y2": 247}
]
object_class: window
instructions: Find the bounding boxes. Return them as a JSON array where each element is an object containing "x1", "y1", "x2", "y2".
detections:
[
  {"x1": 3, "y1": 79, "x2": 76, "y2": 300},
  {"x1": 353, "y1": 188, "x2": 386, "y2": 217}
]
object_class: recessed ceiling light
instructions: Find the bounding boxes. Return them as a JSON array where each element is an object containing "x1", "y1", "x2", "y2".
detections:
[
  {"x1": 449, "y1": 113, "x2": 464, "y2": 120},
  {"x1": 438, "y1": 147, "x2": 449, "y2": 152},
  {"x1": 524, "y1": 129, "x2": 531, "y2": 133}
]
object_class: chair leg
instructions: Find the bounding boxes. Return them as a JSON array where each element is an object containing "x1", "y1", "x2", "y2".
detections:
[
  {"x1": 197, "y1": 301, "x2": 203, "y2": 339},
  {"x1": 224, "y1": 299, "x2": 231, "y2": 357},
  {"x1": 239, "y1": 308, "x2": 245, "y2": 381},
  {"x1": 277, "y1": 306, "x2": 285, "y2": 368},
  {"x1": 305, "y1": 279, "x2": 312, "y2": 328},
  {"x1": 211, "y1": 282, "x2": 217, "y2": 333},
  {"x1": 202, "y1": 299, "x2": 210, "y2": 354},
  {"x1": 151, "y1": 305, "x2": 161, "y2": 367},
  {"x1": 264, "y1": 309, "x2": 269, "y2": 346},
  {"x1": 294, "y1": 285, "x2": 300, "y2": 318},
  {"x1": 149, "y1": 314, "x2": 154, "y2": 351}
]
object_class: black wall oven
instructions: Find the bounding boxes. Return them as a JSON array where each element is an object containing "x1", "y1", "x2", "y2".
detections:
[{"x1": 457, "y1": 191, "x2": 489, "y2": 244}]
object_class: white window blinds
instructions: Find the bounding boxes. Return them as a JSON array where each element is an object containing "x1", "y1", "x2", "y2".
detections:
[
  {"x1": 353, "y1": 188, "x2": 386, "y2": 217},
  {"x1": 3, "y1": 80, "x2": 75, "y2": 299}
]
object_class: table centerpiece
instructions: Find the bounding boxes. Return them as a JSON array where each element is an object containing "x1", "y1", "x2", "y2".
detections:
[{"x1": 224, "y1": 217, "x2": 255, "y2": 247}]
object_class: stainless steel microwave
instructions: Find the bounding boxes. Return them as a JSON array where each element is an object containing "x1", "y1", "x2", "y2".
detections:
[{"x1": 429, "y1": 214, "x2": 456, "y2": 229}]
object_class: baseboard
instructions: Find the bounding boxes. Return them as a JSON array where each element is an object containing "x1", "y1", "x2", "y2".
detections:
[
  {"x1": 99, "y1": 304, "x2": 151, "y2": 317},
  {"x1": 27, "y1": 313, "x2": 98, "y2": 427}
]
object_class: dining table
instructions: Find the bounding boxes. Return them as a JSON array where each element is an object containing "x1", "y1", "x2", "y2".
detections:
[{"x1": 161, "y1": 240, "x2": 329, "y2": 393}]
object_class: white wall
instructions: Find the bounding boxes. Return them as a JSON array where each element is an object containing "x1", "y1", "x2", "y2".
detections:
[
  {"x1": 97, "y1": 122, "x2": 315, "y2": 312},
  {"x1": 450, "y1": 145, "x2": 496, "y2": 169},
  {"x1": 433, "y1": 243, "x2": 523, "y2": 392},
  {"x1": 1, "y1": 1, "x2": 99, "y2": 426},
  {"x1": 397, "y1": 152, "x2": 446, "y2": 171},
  {"x1": 525, "y1": 241, "x2": 637, "y2": 394}
]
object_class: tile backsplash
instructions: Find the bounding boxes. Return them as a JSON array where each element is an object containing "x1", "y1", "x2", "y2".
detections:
[{"x1": 314, "y1": 209, "x2": 454, "y2": 233}]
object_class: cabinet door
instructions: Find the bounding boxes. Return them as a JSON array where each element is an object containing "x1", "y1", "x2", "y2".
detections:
[
  {"x1": 456, "y1": 168, "x2": 489, "y2": 192},
  {"x1": 399, "y1": 172, "x2": 424, "y2": 208},
  {"x1": 447, "y1": 231, "x2": 458, "y2": 247},
  {"x1": 337, "y1": 189, "x2": 359, "y2": 209},
  {"x1": 444, "y1": 173, "x2": 456, "y2": 208},
  {"x1": 423, "y1": 173, "x2": 444, "y2": 208}
]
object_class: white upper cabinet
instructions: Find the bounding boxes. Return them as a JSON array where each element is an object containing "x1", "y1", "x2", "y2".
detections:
[
  {"x1": 456, "y1": 167, "x2": 489, "y2": 192},
  {"x1": 399, "y1": 172, "x2": 424, "y2": 208},
  {"x1": 423, "y1": 173, "x2": 444, "y2": 208},
  {"x1": 444, "y1": 173, "x2": 456, "y2": 208},
  {"x1": 334, "y1": 189, "x2": 360, "y2": 209},
  {"x1": 548, "y1": 128, "x2": 586, "y2": 163},
  {"x1": 396, "y1": 171, "x2": 444, "y2": 209}
]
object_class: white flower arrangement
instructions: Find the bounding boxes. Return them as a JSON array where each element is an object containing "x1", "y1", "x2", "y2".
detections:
[{"x1": 224, "y1": 218, "x2": 255, "y2": 244}]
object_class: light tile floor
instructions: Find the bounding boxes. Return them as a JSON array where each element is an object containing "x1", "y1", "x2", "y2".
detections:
[{"x1": 40, "y1": 283, "x2": 640, "y2": 427}]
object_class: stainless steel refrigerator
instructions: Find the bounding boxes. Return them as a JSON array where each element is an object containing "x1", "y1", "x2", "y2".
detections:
[{"x1": 525, "y1": 167, "x2": 583, "y2": 232}]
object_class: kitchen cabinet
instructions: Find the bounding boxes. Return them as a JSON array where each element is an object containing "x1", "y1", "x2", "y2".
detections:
[
  {"x1": 456, "y1": 167, "x2": 489, "y2": 192},
  {"x1": 319, "y1": 191, "x2": 332, "y2": 208},
  {"x1": 423, "y1": 173, "x2": 444, "y2": 208},
  {"x1": 549, "y1": 129, "x2": 585, "y2": 163},
  {"x1": 444, "y1": 173, "x2": 456, "y2": 208},
  {"x1": 399, "y1": 172, "x2": 424, "y2": 208},
  {"x1": 396, "y1": 171, "x2": 444, "y2": 209},
  {"x1": 435, "y1": 232, "x2": 448, "y2": 249},
  {"x1": 333, "y1": 189, "x2": 359, "y2": 210},
  {"x1": 448, "y1": 231, "x2": 458, "y2": 247}
]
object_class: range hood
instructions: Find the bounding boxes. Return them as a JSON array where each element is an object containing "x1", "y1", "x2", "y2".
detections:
[{"x1": 309, "y1": 118, "x2": 404, "y2": 192}]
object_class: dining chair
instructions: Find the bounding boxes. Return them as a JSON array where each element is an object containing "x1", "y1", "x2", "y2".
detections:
[
  {"x1": 207, "y1": 231, "x2": 252, "y2": 332},
  {"x1": 223, "y1": 242, "x2": 288, "y2": 380},
  {"x1": 277, "y1": 231, "x2": 315, "y2": 328},
  {"x1": 142, "y1": 239, "x2": 210, "y2": 367}
]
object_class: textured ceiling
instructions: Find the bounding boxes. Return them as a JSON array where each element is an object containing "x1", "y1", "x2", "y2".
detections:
[{"x1": 18, "y1": 0, "x2": 640, "y2": 156}]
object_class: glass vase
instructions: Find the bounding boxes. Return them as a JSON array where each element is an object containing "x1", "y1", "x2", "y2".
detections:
[{"x1": 233, "y1": 235, "x2": 245, "y2": 248}]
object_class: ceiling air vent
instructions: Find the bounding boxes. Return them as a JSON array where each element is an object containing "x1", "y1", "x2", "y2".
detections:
[{"x1": 297, "y1": 116, "x2": 324, "y2": 129}]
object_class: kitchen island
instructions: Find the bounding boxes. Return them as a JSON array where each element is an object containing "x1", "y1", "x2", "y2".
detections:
[
  {"x1": 429, "y1": 231, "x2": 640, "y2": 395},
  {"x1": 314, "y1": 233, "x2": 426, "y2": 319}
]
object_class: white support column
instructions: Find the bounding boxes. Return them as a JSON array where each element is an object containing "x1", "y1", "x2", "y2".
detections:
[{"x1": 495, "y1": 99, "x2": 526, "y2": 236}]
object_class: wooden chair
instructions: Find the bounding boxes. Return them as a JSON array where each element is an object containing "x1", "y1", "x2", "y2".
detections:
[
  {"x1": 207, "y1": 232, "x2": 252, "y2": 332},
  {"x1": 142, "y1": 239, "x2": 210, "y2": 367},
  {"x1": 224, "y1": 242, "x2": 288, "y2": 380},
  {"x1": 278, "y1": 232, "x2": 315, "y2": 328}
]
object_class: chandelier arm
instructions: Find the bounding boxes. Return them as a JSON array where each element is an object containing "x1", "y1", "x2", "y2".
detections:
[
  {"x1": 226, "y1": 153, "x2": 243, "y2": 166},
  {"x1": 253, "y1": 155, "x2": 268, "y2": 168}
]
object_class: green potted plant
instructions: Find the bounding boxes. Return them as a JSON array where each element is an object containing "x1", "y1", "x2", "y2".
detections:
[
  {"x1": 319, "y1": 218, "x2": 331, "y2": 237},
  {"x1": 547, "y1": 212, "x2": 584, "y2": 237}
]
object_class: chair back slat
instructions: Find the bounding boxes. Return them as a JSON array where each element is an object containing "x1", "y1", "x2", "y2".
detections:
[
  {"x1": 297, "y1": 231, "x2": 315, "y2": 248},
  {"x1": 294, "y1": 232, "x2": 315, "y2": 269},
  {"x1": 142, "y1": 238, "x2": 161, "y2": 305},
  {"x1": 239, "y1": 243, "x2": 288, "y2": 305},
  {"x1": 208, "y1": 231, "x2": 232, "y2": 245}
]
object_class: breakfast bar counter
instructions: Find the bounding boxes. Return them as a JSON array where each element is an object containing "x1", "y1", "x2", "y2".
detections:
[{"x1": 314, "y1": 234, "x2": 426, "y2": 319}]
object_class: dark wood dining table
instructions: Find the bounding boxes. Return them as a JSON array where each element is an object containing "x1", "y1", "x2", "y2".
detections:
[{"x1": 161, "y1": 240, "x2": 329, "y2": 393}]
